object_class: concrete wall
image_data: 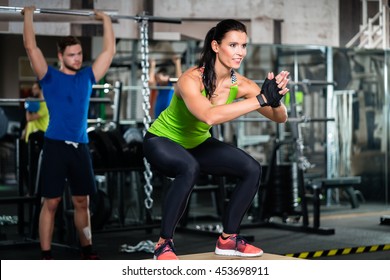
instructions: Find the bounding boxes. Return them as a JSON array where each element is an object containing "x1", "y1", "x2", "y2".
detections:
[
  {"x1": 152, "y1": 0, "x2": 339, "y2": 46},
  {"x1": 0, "y1": 0, "x2": 140, "y2": 38},
  {"x1": 4, "y1": 0, "x2": 72, "y2": 36},
  {"x1": 94, "y1": 0, "x2": 142, "y2": 40},
  {"x1": 1, "y1": 0, "x2": 340, "y2": 45}
]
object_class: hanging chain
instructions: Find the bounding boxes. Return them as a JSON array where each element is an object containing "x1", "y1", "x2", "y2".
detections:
[
  {"x1": 120, "y1": 240, "x2": 155, "y2": 254},
  {"x1": 139, "y1": 18, "x2": 154, "y2": 210},
  {"x1": 296, "y1": 119, "x2": 314, "y2": 171}
]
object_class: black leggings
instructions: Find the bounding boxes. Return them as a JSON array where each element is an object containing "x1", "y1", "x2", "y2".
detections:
[{"x1": 143, "y1": 132, "x2": 262, "y2": 239}]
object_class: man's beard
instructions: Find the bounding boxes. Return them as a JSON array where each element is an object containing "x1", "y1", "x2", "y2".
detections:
[{"x1": 63, "y1": 61, "x2": 81, "y2": 72}]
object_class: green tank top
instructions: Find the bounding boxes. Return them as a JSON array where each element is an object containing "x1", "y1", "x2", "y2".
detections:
[{"x1": 148, "y1": 73, "x2": 238, "y2": 149}]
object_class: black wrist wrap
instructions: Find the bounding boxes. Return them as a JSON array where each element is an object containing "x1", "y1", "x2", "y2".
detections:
[
  {"x1": 256, "y1": 93, "x2": 268, "y2": 107},
  {"x1": 261, "y1": 78, "x2": 283, "y2": 108}
]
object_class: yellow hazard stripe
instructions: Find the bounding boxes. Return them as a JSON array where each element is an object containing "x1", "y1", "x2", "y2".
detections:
[
  {"x1": 342, "y1": 248, "x2": 351, "y2": 255},
  {"x1": 313, "y1": 250, "x2": 323, "y2": 257},
  {"x1": 369, "y1": 245, "x2": 378, "y2": 252},
  {"x1": 285, "y1": 244, "x2": 390, "y2": 259},
  {"x1": 328, "y1": 249, "x2": 338, "y2": 256},
  {"x1": 356, "y1": 246, "x2": 365, "y2": 253},
  {"x1": 299, "y1": 252, "x2": 309, "y2": 258}
]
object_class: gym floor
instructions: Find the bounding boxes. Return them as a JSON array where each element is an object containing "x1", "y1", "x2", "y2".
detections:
[{"x1": 1, "y1": 179, "x2": 390, "y2": 261}]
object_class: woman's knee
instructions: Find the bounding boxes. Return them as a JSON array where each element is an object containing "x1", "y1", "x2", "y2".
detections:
[
  {"x1": 188, "y1": 160, "x2": 200, "y2": 177},
  {"x1": 180, "y1": 160, "x2": 200, "y2": 183},
  {"x1": 245, "y1": 159, "x2": 262, "y2": 184}
]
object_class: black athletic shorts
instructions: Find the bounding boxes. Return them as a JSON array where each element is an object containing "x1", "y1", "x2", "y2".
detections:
[{"x1": 40, "y1": 137, "x2": 96, "y2": 198}]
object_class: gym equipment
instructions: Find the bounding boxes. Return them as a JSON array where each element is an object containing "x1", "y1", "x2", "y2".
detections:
[
  {"x1": 89, "y1": 189, "x2": 112, "y2": 230},
  {"x1": 120, "y1": 240, "x2": 154, "y2": 254},
  {"x1": 87, "y1": 132, "x2": 105, "y2": 170},
  {"x1": 87, "y1": 125, "x2": 144, "y2": 171},
  {"x1": 178, "y1": 174, "x2": 227, "y2": 228},
  {"x1": 111, "y1": 127, "x2": 143, "y2": 168},
  {"x1": 0, "y1": 107, "x2": 8, "y2": 139},
  {"x1": 0, "y1": 97, "x2": 112, "y2": 104},
  {"x1": 0, "y1": 5, "x2": 101, "y2": 16},
  {"x1": 85, "y1": 123, "x2": 145, "y2": 229},
  {"x1": 261, "y1": 164, "x2": 299, "y2": 219},
  {"x1": 0, "y1": 136, "x2": 40, "y2": 239},
  {"x1": 253, "y1": 79, "x2": 337, "y2": 87},
  {"x1": 380, "y1": 216, "x2": 390, "y2": 225},
  {"x1": 87, "y1": 126, "x2": 121, "y2": 170},
  {"x1": 0, "y1": 5, "x2": 181, "y2": 24},
  {"x1": 123, "y1": 127, "x2": 143, "y2": 144},
  {"x1": 26, "y1": 131, "x2": 45, "y2": 196},
  {"x1": 0, "y1": 83, "x2": 118, "y2": 247},
  {"x1": 24, "y1": 100, "x2": 40, "y2": 113},
  {"x1": 308, "y1": 176, "x2": 362, "y2": 229},
  {"x1": 237, "y1": 63, "x2": 353, "y2": 235},
  {"x1": 0, "y1": 5, "x2": 117, "y2": 23}
]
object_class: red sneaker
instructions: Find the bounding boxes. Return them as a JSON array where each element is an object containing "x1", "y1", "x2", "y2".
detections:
[
  {"x1": 215, "y1": 234, "x2": 263, "y2": 257},
  {"x1": 154, "y1": 239, "x2": 178, "y2": 260}
]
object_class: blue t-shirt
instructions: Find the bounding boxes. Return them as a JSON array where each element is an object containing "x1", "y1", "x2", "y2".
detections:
[
  {"x1": 155, "y1": 81, "x2": 174, "y2": 118},
  {"x1": 39, "y1": 66, "x2": 96, "y2": 143}
]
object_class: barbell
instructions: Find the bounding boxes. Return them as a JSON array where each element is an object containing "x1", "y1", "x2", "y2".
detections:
[
  {"x1": 0, "y1": 5, "x2": 97, "y2": 16},
  {"x1": 0, "y1": 97, "x2": 112, "y2": 105},
  {"x1": 232, "y1": 117, "x2": 335, "y2": 123},
  {"x1": 253, "y1": 79, "x2": 337, "y2": 87},
  {"x1": 0, "y1": 83, "x2": 115, "y2": 105},
  {"x1": 0, "y1": 5, "x2": 181, "y2": 24}
]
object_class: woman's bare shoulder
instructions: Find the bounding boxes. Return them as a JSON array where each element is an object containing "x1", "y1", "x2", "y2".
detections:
[
  {"x1": 177, "y1": 67, "x2": 202, "y2": 85},
  {"x1": 176, "y1": 67, "x2": 203, "y2": 95},
  {"x1": 180, "y1": 66, "x2": 201, "y2": 79}
]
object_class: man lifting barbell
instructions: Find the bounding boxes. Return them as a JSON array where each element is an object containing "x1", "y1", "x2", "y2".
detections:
[{"x1": 22, "y1": 6, "x2": 116, "y2": 260}]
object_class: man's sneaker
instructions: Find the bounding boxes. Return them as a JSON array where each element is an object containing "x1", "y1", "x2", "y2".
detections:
[
  {"x1": 41, "y1": 251, "x2": 53, "y2": 260},
  {"x1": 154, "y1": 239, "x2": 178, "y2": 260},
  {"x1": 215, "y1": 234, "x2": 263, "y2": 257},
  {"x1": 81, "y1": 252, "x2": 100, "y2": 260}
]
